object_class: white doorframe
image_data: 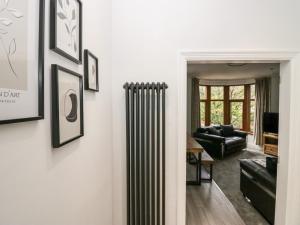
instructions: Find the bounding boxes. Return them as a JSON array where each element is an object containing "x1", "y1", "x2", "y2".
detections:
[{"x1": 176, "y1": 51, "x2": 299, "y2": 225}]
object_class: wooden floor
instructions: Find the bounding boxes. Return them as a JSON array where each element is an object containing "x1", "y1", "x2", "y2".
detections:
[{"x1": 186, "y1": 182, "x2": 246, "y2": 225}]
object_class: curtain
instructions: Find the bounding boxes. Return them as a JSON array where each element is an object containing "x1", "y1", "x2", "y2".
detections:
[
  {"x1": 254, "y1": 78, "x2": 271, "y2": 145},
  {"x1": 191, "y1": 78, "x2": 200, "y2": 132}
]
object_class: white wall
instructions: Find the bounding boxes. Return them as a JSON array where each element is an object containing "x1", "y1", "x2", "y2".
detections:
[
  {"x1": 111, "y1": 0, "x2": 300, "y2": 225},
  {"x1": 0, "y1": 0, "x2": 113, "y2": 225}
]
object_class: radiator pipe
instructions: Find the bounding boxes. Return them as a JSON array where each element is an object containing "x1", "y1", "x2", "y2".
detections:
[
  {"x1": 130, "y1": 83, "x2": 136, "y2": 225},
  {"x1": 125, "y1": 83, "x2": 130, "y2": 225}
]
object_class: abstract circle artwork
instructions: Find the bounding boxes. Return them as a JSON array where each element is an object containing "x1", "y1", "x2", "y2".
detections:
[{"x1": 64, "y1": 89, "x2": 77, "y2": 123}]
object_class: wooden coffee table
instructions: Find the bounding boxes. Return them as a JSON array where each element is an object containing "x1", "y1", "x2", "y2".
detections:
[
  {"x1": 187, "y1": 135, "x2": 203, "y2": 185},
  {"x1": 186, "y1": 135, "x2": 215, "y2": 185},
  {"x1": 201, "y1": 150, "x2": 214, "y2": 182}
]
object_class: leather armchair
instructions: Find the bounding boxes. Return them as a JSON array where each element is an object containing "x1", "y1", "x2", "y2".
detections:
[{"x1": 240, "y1": 159, "x2": 276, "y2": 224}]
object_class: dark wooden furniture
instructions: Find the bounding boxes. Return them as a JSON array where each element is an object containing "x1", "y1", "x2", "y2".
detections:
[
  {"x1": 187, "y1": 135, "x2": 203, "y2": 185},
  {"x1": 201, "y1": 150, "x2": 214, "y2": 182},
  {"x1": 263, "y1": 133, "x2": 278, "y2": 157},
  {"x1": 186, "y1": 135, "x2": 215, "y2": 185}
]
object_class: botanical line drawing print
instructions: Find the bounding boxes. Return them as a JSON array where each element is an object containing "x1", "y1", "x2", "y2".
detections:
[
  {"x1": 57, "y1": 0, "x2": 77, "y2": 53},
  {"x1": 0, "y1": 0, "x2": 23, "y2": 78},
  {"x1": 91, "y1": 63, "x2": 96, "y2": 83}
]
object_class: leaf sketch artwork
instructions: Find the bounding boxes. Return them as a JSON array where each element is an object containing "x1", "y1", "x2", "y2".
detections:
[
  {"x1": 56, "y1": 0, "x2": 79, "y2": 59},
  {"x1": 88, "y1": 55, "x2": 97, "y2": 89},
  {"x1": 0, "y1": 0, "x2": 27, "y2": 91},
  {"x1": 84, "y1": 50, "x2": 99, "y2": 92}
]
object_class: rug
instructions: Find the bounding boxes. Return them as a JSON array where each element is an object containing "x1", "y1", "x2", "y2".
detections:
[{"x1": 213, "y1": 149, "x2": 270, "y2": 225}]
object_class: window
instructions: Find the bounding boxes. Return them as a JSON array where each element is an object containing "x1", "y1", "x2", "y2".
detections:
[
  {"x1": 199, "y1": 86, "x2": 207, "y2": 126},
  {"x1": 211, "y1": 101, "x2": 224, "y2": 125},
  {"x1": 211, "y1": 86, "x2": 224, "y2": 100},
  {"x1": 230, "y1": 102, "x2": 243, "y2": 128},
  {"x1": 229, "y1": 86, "x2": 244, "y2": 129},
  {"x1": 210, "y1": 86, "x2": 224, "y2": 125},
  {"x1": 200, "y1": 102, "x2": 206, "y2": 127},
  {"x1": 199, "y1": 86, "x2": 207, "y2": 100},
  {"x1": 229, "y1": 86, "x2": 244, "y2": 99},
  {"x1": 199, "y1": 84, "x2": 255, "y2": 131},
  {"x1": 250, "y1": 85, "x2": 256, "y2": 132}
]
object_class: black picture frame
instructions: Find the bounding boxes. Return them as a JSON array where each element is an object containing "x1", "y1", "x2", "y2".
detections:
[
  {"x1": 50, "y1": 0, "x2": 82, "y2": 64},
  {"x1": 51, "y1": 64, "x2": 84, "y2": 148},
  {"x1": 0, "y1": 0, "x2": 45, "y2": 125},
  {"x1": 84, "y1": 50, "x2": 99, "y2": 92}
]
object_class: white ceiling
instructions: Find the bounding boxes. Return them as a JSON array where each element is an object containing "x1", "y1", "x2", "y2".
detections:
[{"x1": 187, "y1": 63, "x2": 280, "y2": 80}]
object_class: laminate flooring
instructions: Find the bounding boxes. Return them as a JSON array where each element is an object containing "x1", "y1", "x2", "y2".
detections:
[{"x1": 186, "y1": 182, "x2": 246, "y2": 225}]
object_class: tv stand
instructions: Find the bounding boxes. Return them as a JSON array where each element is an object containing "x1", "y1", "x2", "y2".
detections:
[{"x1": 263, "y1": 133, "x2": 278, "y2": 157}]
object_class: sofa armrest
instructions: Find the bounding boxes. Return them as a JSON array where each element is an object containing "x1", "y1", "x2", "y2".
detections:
[
  {"x1": 233, "y1": 130, "x2": 248, "y2": 139},
  {"x1": 193, "y1": 133, "x2": 225, "y2": 144}
]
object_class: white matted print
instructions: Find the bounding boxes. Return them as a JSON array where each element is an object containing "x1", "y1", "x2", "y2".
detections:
[
  {"x1": 52, "y1": 65, "x2": 83, "y2": 148},
  {"x1": 0, "y1": 0, "x2": 27, "y2": 90},
  {"x1": 84, "y1": 50, "x2": 99, "y2": 92},
  {"x1": 0, "y1": 0, "x2": 44, "y2": 124},
  {"x1": 50, "y1": 0, "x2": 82, "y2": 64}
]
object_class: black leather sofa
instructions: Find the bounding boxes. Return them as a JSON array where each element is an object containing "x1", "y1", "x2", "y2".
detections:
[
  {"x1": 193, "y1": 125, "x2": 247, "y2": 158},
  {"x1": 240, "y1": 159, "x2": 277, "y2": 224}
]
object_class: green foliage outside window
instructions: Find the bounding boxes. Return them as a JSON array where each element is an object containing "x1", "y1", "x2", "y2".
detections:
[
  {"x1": 199, "y1": 86, "x2": 207, "y2": 100},
  {"x1": 211, "y1": 87, "x2": 224, "y2": 99},
  {"x1": 199, "y1": 85, "x2": 256, "y2": 131},
  {"x1": 211, "y1": 101, "x2": 224, "y2": 125},
  {"x1": 230, "y1": 86, "x2": 244, "y2": 99},
  {"x1": 251, "y1": 85, "x2": 255, "y2": 99},
  {"x1": 231, "y1": 102, "x2": 243, "y2": 128},
  {"x1": 200, "y1": 102, "x2": 206, "y2": 126}
]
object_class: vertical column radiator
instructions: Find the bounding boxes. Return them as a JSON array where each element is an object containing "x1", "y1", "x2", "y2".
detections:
[{"x1": 124, "y1": 82, "x2": 167, "y2": 225}]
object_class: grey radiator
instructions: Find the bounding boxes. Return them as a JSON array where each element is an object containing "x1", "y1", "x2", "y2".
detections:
[{"x1": 124, "y1": 82, "x2": 167, "y2": 225}]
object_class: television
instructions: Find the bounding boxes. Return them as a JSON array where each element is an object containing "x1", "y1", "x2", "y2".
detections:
[{"x1": 263, "y1": 112, "x2": 279, "y2": 134}]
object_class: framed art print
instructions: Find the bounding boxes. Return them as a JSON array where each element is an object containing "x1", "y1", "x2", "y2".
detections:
[
  {"x1": 50, "y1": 0, "x2": 82, "y2": 64},
  {"x1": 0, "y1": 0, "x2": 45, "y2": 125},
  {"x1": 51, "y1": 64, "x2": 84, "y2": 148},
  {"x1": 84, "y1": 50, "x2": 99, "y2": 92}
]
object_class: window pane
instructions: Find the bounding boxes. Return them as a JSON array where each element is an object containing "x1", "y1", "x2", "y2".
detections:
[
  {"x1": 211, "y1": 101, "x2": 224, "y2": 125},
  {"x1": 251, "y1": 85, "x2": 255, "y2": 99},
  {"x1": 199, "y1": 86, "x2": 207, "y2": 100},
  {"x1": 230, "y1": 102, "x2": 243, "y2": 129},
  {"x1": 200, "y1": 102, "x2": 206, "y2": 126},
  {"x1": 250, "y1": 100, "x2": 256, "y2": 131},
  {"x1": 230, "y1": 86, "x2": 244, "y2": 99},
  {"x1": 211, "y1": 86, "x2": 224, "y2": 100}
]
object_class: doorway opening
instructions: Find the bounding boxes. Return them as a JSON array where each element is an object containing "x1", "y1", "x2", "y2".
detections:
[
  {"x1": 176, "y1": 51, "x2": 297, "y2": 225},
  {"x1": 186, "y1": 62, "x2": 279, "y2": 225}
]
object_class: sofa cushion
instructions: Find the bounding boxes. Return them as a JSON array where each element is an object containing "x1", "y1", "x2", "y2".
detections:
[
  {"x1": 207, "y1": 127, "x2": 221, "y2": 136},
  {"x1": 221, "y1": 124, "x2": 234, "y2": 137},
  {"x1": 196, "y1": 127, "x2": 209, "y2": 134},
  {"x1": 225, "y1": 136, "x2": 245, "y2": 146}
]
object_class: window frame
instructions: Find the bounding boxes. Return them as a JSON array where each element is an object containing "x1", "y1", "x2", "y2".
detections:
[{"x1": 199, "y1": 84, "x2": 255, "y2": 132}]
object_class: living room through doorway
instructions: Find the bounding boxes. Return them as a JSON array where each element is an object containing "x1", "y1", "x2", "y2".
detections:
[{"x1": 186, "y1": 62, "x2": 280, "y2": 225}]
